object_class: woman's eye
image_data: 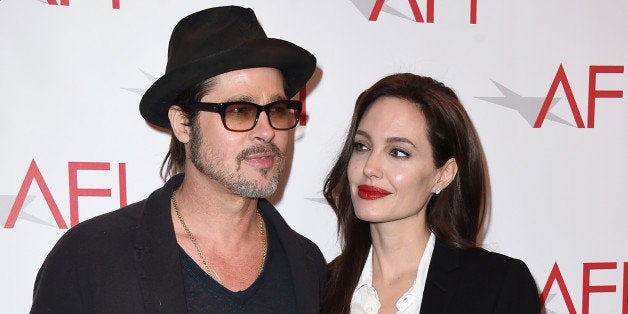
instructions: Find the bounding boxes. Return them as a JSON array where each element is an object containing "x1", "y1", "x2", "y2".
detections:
[
  {"x1": 390, "y1": 149, "x2": 409, "y2": 158},
  {"x1": 352, "y1": 142, "x2": 368, "y2": 151}
]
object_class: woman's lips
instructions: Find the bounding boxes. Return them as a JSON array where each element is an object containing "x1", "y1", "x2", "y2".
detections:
[{"x1": 357, "y1": 185, "x2": 391, "y2": 200}]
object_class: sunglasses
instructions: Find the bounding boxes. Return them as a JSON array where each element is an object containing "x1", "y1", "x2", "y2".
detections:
[{"x1": 181, "y1": 99, "x2": 302, "y2": 132}]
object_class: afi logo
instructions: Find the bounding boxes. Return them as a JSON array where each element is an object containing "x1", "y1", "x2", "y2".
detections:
[
  {"x1": 3, "y1": 159, "x2": 127, "y2": 229},
  {"x1": 351, "y1": 0, "x2": 478, "y2": 24},
  {"x1": 540, "y1": 261, "x2": 628, "y2": 313},
  {"x1": 45, "y1": 0, "x2": 120, "y2": 9},
  {"x1": 478, "y1": 64, "x2": 624, "y2": 128}
]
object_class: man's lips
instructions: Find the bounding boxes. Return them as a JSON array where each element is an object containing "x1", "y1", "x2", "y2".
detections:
[
  {"x1": 357, "y1": 185, "x2": 391, "y2": 200},
  {"x1": 237, "y1": 144, "x2": 283, "y2": 170},
  {"x1": 243, "y1": 153, "x2": 275, "y2": 168}
]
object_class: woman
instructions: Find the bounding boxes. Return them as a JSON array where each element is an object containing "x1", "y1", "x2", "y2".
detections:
[{"x1": 322, "y1": 73, "x2": 540, "y2": 313}]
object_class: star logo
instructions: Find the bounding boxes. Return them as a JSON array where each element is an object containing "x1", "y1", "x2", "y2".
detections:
[
  {"x1": 1, "y1": 195, "x2": 58, "y2": 228},
  {"x1": 349, "y1": 0, "x2": 422, "y2": 22},
  {"x1": 121, "y1": 69, "x2": 156, "y2": 96},
  {"x1": 541, "y1": 294, "x2": 560, "y2": 314},
  {"x1": 476, "y1": 80, "x2": 575, "y2": 127},
  {"x1": 306, "y1": 197, "x2": 328, "y2": 205}
]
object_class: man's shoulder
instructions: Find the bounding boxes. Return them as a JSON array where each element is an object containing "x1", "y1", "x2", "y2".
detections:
[
  {"x1": 292, "y1": 230, "x2": 325, "y2": 259},
  {"x1": 53, "y1": 199, "x2": 147, "y2": 253},
  {"x1": 258, "y1": 199, "x2": 326, "y2": 264}
]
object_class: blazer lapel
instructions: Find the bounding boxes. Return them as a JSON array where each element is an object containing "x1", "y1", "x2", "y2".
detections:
[
  {"x1": 420, "y1": 238, "x2": 461, "y2": 313},
  {"x1": 259, "y1": 199, "x2": 319, "y2": 314},
  {"x1": 134, "y1": 174, "x2": 188, "y2": 313}
]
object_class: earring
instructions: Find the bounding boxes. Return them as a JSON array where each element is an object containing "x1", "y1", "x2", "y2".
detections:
[{"x1": 434, "y1": 189, "x2": 441, "y2": 195}]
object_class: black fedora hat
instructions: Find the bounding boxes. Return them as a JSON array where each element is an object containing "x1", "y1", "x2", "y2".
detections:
[{"x1": 140, "y1": 6, "x2": 316, "y2": 128}]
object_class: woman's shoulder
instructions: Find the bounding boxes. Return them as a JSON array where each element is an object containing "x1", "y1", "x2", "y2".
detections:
[
  {"x1": 430, "y1": 239, "x2": 541, "y2": 312},
  {"x1": 433, "y1": 238, "x2": 526, "y2": 270},
  {"x1": 461, "y1": 245, "x2": 526, "y2": 268},
  {"x1": 433, "y1": 238, "x2": 538, "y2": 292}
]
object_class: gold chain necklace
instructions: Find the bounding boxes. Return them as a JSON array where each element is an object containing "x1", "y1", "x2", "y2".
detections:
[{"x1": 171, "y1": 191, "x2": 267, "y2": 286}]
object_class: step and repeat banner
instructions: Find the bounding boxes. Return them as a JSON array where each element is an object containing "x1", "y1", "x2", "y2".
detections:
[{"x1": 1, "y1": 0, "x2": 626, "y2": 313}]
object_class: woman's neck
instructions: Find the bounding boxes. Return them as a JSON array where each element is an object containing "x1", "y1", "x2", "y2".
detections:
[{"x1": 369, "y1": 218, "x2": 431, "y2": 283}]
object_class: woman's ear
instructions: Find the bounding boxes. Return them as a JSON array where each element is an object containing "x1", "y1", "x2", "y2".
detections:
[
  {"x1": 434, "y1": 158, "x2": 458, "y2": 191},
  {"x1": 168, "y1": 106, "x2": 191, "y2": 144}
]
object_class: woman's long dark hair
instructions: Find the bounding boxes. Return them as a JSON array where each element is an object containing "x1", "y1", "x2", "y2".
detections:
[{"x1": 321, "y1": 73, "x2": 490, "y2": 313}]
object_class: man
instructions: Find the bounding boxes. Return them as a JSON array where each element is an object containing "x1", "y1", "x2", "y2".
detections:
[{"x1": 31, "y1": 6, "x2": 325, "y2": 313}]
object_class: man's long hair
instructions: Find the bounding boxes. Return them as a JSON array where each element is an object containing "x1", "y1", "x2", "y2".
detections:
[{"x1": 159, "y1": 79, "x2": 215, "y2": 181}]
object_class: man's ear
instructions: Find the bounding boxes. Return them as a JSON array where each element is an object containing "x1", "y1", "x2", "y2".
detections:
[
  {"x1": 168, "y1": 106, "x2": 191, "y2": 144},
  {"x1": 434, "y1": 158, "x2": 458, "y2": 191}
]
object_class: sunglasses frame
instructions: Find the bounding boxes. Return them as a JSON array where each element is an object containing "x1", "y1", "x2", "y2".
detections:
[{"x1": 182, "y1": 99, "x2": 302, "y2": 132}]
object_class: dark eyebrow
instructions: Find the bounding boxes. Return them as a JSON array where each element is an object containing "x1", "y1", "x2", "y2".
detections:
[
  {"x1": 355, "y1": 130, "x2": 416, "y2": 148},
  {"x1": 224, "y1": 94, "x2": 286, "y2": 104},
  {"x1": 270, "y1": 94, "x2": 287, "y2": 102},
  {"x1": 225, "y1": 95, "x2": 255, "y2": 103},
  {"x1": 355, "y1": 130, "x2": 371, "y2": 140},
  {"x1": 386, "y1": 137, "x2": 416, "y2": 148}
]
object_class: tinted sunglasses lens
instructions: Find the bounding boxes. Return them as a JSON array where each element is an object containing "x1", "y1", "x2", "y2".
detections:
[
  {"x1": 224, "y1": 103, "x2": 257, "y2": 131},
  {"x1": 268, "y1": 101, "x2": 299, "y2": 130}
]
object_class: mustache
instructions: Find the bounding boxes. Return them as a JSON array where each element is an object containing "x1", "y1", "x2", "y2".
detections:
[{"x1": 236, "y1": 143, "x2": 284, "y2": 164}]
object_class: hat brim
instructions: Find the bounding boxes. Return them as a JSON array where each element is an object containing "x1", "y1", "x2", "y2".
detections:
[{"x1": 140, "y1": 38, "x2": 316, "y2": 129}]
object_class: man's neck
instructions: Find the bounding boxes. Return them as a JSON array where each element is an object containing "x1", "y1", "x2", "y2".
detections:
[
  {"x1": 173, "y1": 171, "x2": 260, "y2": 244},
  {"x1": 171, "y1": 172, "x2": 268, "y2": 291}
]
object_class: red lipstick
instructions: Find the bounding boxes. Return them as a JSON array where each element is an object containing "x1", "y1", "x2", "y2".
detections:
[{"x1": 357, "y1": 185, "x2": 391, "y2": 200}]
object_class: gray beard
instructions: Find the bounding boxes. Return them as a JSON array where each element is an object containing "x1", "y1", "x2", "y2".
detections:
[{"x1": 189, "y1": 121, "x2": 284, "y2": 198}]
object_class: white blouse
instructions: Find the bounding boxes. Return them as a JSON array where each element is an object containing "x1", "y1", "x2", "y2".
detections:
[{"x1": 350, "y1": 232, "x2": 436, "y2": 314}]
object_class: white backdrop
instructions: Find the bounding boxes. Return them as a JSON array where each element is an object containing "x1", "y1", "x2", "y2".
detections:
[{"x1": 1, "y1": 1, "x2": 627, "y2": 313}]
